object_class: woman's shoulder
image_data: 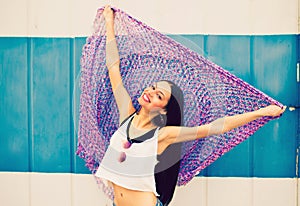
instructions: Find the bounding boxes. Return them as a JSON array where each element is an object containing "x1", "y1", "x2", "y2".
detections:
[
  {"x1": 158, "y1": 126, "x2": 175, "y2": 142},
  {"x1": 119, "y1": 111, "x2": 136, "y2": 126}
]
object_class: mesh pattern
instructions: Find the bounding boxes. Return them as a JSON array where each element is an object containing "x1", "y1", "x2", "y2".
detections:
[{"x1": 76, "y1": 7, "x2": 282, "y2": 198}]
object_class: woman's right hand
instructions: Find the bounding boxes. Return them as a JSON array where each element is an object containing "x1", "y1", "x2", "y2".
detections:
[
  {"x1": 258, "y1": 105, "x2": 286, "y2": 117},
  {"x1": 103, "y1": 5, "x2": 114, "y2": 23}
]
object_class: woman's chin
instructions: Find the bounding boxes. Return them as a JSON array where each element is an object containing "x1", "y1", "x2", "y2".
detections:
[
  {"x1": 137, "y1": 97, "x2": 146, "y2": 106},
  {"x1": 137, "y1": 98, "x2": 142, "y2": 105}
]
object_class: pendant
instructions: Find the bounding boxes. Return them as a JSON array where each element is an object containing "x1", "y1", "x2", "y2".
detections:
[
  {"x1": 123, "y1": 140, "x2": 132, "y2": 149},
  {"x1": 118, "y1": 152, "x2": 126, "y2": 163}
]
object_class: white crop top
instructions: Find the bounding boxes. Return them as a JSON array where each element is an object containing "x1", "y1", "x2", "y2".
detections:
[{"x1": 95, "y1": 114, "x2": 159, "y2": 196}]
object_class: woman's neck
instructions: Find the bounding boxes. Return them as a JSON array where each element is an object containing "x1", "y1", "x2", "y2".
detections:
[{"x1": 134, "y1": 108, "x2": 157, "y2": 129}]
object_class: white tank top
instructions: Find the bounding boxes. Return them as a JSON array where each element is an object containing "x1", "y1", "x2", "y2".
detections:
[{"x1": 95, "y1": 114, "x2": 159, "y2": 196}]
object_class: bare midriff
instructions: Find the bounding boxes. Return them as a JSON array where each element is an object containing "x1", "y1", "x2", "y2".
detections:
[{"x1": 112, "y1": 182, "x2": 157, "y2": 206}]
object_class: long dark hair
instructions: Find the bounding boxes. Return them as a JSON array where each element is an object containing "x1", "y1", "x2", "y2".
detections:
[{"x1": 154, "y1": 80, "x2": 184, "y2": 206}]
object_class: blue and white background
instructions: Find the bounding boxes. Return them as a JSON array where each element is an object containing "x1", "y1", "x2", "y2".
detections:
[{"x1": 0, "y1": 0, "x2": 299, "y2": 205}]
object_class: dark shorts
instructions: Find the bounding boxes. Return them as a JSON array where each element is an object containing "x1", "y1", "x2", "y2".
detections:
[{"x1": 113, "y1": 198, "x2": 163, "y2": 206}]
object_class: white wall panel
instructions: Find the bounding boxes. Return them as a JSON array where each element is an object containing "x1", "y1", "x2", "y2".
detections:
[
  {"x1": 72, "y1": 174, "x2": 112, "y2": 206},
  {"x1": 0, "y1": 172, "x2": 30, "y2": 206},
  {"x1": 1, "y1": 173, "x2": 297, "y2": 206},
  {"x1": 27, "y1": 0, "x2": 72, "y2": 37},
  {"x1": 206, "y1": 178, "x2": 253, "y2": 206},
  {"x1": 0, "y1": 0, "x2": 28, "y2": 36},
  {"x1": 253, "y1": 178, "x2": 297, "y2": 206},
  {"x1": 171, "y1": 177, "x2": 207, "y2": 206},
  {"x1": 30, "y1": 173, "x2": 72, "y2": 206},
  {"x1": 249, "y1": 0, "x2": 298, "y2": 35},
  {"x1": 72, "y1": 0, "x2": 102, "y2": 37},
  {"x1": 0, "y1": 0, "x2": 298, "y2": 36},
  {"x1": 298, "y1": 178, "x2": 300, "y2": 206}
]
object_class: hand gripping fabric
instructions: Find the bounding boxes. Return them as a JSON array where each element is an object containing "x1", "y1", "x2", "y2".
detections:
[{"x1": 76, "y1": 7, "x2": 283, "y2": 197}]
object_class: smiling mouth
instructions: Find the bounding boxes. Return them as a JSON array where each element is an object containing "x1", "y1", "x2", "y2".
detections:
[{"x1": 143, "y1": 93, "x2": 150, "y2": 103}]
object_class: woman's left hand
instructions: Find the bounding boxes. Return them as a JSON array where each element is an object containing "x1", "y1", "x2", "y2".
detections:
[
  {"x1": 103, "y1": 5, "x2": 114, "y2": 23},
  {"x1": 258, "y1": 105, "x2": 286, "y2": 117}
]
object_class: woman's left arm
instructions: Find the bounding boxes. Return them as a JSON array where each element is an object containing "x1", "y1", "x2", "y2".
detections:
[{"x1": 160, "y1": 105, "x2": 286, "y2": 145}]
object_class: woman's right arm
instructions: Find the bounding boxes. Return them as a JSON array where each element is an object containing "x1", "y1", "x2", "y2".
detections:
[
  {"x1": 103, "y1": 6, "x2": 135, "y2": 123},
  {"x1": 158, "y1": 105, "x2": 286, "y2": 147}
]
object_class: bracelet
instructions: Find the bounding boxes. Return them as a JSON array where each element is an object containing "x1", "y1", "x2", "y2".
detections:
[{"x1": 106, "y1": 38, "x2": 120, "y2": 69}]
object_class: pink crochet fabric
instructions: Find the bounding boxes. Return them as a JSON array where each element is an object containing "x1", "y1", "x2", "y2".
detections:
[{"x1": 76, "y1": 7, "x2": 282, "y2": 198}]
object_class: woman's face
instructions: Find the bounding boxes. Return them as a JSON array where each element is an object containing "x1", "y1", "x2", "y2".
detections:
[{"x1": 138, "y1": 81, "x2": 171, "y2": 114}]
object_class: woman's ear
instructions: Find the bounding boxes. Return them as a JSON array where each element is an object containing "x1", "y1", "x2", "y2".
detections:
[{"x1": 151, "y1": 113, "x2": 167, "y2": 127}]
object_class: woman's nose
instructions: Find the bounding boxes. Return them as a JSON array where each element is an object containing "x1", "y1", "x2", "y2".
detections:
[{"x1": 149, "y1": 89, "x2": 155, "y2": 96}]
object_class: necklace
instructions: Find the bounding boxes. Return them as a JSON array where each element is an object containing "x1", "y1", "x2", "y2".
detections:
[
  {"x1": 119, "y1": 115, "x2": 157, "y2": 162},
  {"x1": 124, "y1": 115, "x2": 157, "y2": 149}
]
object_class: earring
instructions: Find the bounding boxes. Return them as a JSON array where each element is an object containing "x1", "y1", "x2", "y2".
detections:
[
  {"x1": 159, "y1": 114, "x2": 167, "y2": 126},
  {"x1": 151, "y1": 114, "x2": 167, "y2": 127}
]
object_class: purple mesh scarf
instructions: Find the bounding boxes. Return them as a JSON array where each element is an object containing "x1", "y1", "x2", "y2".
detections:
[{"x1": 76, "y1": 7, "x2": 282, "y2": 197}]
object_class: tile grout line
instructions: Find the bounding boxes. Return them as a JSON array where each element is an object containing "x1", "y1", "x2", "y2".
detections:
[
  {"x1": 27, "y1": 37, "x2": 33, "y2": 206},
  {"x1": 70, "y1": 37, "x2": 75, "y2": 206}
]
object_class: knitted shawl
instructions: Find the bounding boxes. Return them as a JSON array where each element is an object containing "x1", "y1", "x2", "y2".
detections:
[{"x1": 76, "y1": 7, "x2": 282, "y2": 198}]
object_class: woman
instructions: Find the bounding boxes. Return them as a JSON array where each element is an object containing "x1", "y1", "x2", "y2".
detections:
[{"x1": 95, "y1": 5, "x2": 286, "y2": 206}]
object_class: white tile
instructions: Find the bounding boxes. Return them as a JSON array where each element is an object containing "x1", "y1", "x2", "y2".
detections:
[
  {"x1": 27, "y1": 0, "x2": 72, "y2": 37},
  {"x1": 72, "y1": 174, "x2": 112, "y2": 206},
  {"x1": 1, "y1": 0, "x2": 298, "y2": 37},
  {"x1": 2, "y1": 173, "x2": 297, "y2": 206},
  {"x1": 296, "y1": 178, "x2": 300, "y2": 206},
  {"x1": 0, "y1": 0, "x2": 28, "y2": 36},
  {"x1": 207, "y1": 177, "x2": 252, "y2": 206},
  {"x1": 72, "y1": 0, "x2": 100, "y2": 37},
  {"x1": 253, "y1": 178, "x2": 297, "y2": 206},
  {"x1": 250, "y1": 0, "x2": 298, "y2": 34},
  {"x1": 30, "y1": 173, "x2": 71, "y2": 206},
  {"x1": 201, "y1": 0, "x2": 251, "y2": 35},
  {"x1": 170, "y1": 177, "x2": 207, "y2": 206},
  {"x1": 0, "y1": 172, "x2": 30, "y2": 206}
]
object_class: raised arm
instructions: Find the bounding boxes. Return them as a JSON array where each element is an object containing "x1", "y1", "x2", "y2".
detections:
[
  {"x1": 103, "y1": 6, "x2": 135, "y2": 123},
  {"x1": 160, "y1": 105, "x2": 286, "y2": 146}
]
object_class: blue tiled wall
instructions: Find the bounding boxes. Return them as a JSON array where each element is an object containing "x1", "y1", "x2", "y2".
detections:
[{"x1": 0, "y1": 35, "x2": 298, "y2": 177}]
